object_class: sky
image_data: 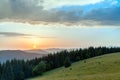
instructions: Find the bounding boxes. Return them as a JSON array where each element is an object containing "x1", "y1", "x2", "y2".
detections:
[{"x1": 0, "y1": 0, "x2": 120, "y2": 50}]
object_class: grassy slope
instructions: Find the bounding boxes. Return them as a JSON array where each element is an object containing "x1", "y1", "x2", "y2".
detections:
[{"x1": 28, "y1": 52, "x2": 120, "y2": 80}]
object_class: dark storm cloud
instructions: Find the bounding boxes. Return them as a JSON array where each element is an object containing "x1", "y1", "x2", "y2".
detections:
[{"x1": 0, "y1": 0, "x2": 120, "y2": 26}]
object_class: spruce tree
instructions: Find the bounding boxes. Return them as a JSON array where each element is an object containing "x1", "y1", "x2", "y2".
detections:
[
  {"x1": 64, "y1": 56, "x2": 71, "y2": 68},
  {"x1": 0, "y1": 63, "x2": 2, "y2": 78},
  {"x1": 1, "y1": 61, "x2": 14, "y2": 80}
]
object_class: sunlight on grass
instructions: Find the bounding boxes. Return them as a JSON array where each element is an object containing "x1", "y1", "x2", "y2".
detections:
[{"x1": 27, "y1": 53, "x2": 120, "y2": 80}]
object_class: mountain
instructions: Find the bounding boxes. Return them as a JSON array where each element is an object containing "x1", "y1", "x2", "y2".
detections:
[
  {"x1": 25, "y1": 48, "x2": 65, "y2": 54},
  {"x1": 0, "y1": 50, "x2": 47, "y2": 63},
  {"x1": 28, "y1": 52, "x2": 120, "y2": 80},
  {"x1": 0, "y1": 48, "x2": 66, "y2": 63},
  {"x1": 25, "y1": 49, "x2": 48, "y2": 54}
]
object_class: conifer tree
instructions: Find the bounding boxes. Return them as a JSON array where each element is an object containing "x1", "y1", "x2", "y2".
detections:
[
  {"x1": 1, "y1": 61, "x2": 14, "y2": 80},
  {"x1": 64, "y1": 56, "x2": 71, "y2": 68}
]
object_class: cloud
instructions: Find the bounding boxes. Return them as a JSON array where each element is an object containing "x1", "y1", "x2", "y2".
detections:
[
  {"x1": 0, "y1": 32, "x2": 56, "y2": 38},
  {"x1": 82, "y1": 7, "x2": 120, "y2": 26},
  {"x1": 0, "y1": 0, "x2": 120, "y2": 27},
  {"x1": 0, "y1": 32, "x2": 29, "y2": 37},
  {"x1": 40, "y1": 0, "x2": 103, "y2": 10}
]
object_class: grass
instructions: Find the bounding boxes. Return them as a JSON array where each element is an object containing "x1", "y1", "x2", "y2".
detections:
[{"x1": 27, "y1": 52, "x2": 120, "y2": 80}]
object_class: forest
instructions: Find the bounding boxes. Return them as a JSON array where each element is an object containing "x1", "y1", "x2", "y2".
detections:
[{"x1": 0, "y1": 47, "x2": 120, "y2": 80}]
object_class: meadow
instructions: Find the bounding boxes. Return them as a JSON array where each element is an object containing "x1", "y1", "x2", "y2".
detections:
[{"x1": 28, "y1": 52, "x2": 120, "y2": 80}]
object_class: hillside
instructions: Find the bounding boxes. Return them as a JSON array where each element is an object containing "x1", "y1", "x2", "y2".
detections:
[
  {"x1": 28, "y1": 52, "x2": 120, "y2": 80},
  {"x1": 0, "y1": 50, "x2": 47, "y2": 63},
  {"x1": 0, "y1": 48, "x2": 65, "y2": 63}
]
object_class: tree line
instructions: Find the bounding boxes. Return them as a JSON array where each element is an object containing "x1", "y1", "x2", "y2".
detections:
[{"x1": 0, "y1": 46, "x2": 120, "y2": 80}]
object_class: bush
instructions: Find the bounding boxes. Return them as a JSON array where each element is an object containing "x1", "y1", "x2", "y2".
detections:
[{"x1": 33, "y1": 61, "x2": 46, "y2": 76}]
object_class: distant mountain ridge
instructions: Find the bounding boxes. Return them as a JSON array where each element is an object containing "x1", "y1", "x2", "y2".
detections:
[
  {"x1": 0, "y1": 50, "x2": 47, "y2": 63},
  {"x1": 26, "y1": 48, "x2": 66, "y2": 54},
  {"x1": 0, "y1": 48, "x2": 65, "y2": 63},
  {"x1": 25, "y1": 49, "x2": 48, "y2": 54}
]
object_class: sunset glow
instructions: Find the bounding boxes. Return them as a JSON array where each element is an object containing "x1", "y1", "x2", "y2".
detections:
[
  {"x1": 0, "y1": 0, "x2": 120, "y2": 50},
  {"x1": 33, "y1": 44, "x2": 37, "y2": 49},
  {"x1": 31, "y1": 37, "x2": 40, "y2": 49}
]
